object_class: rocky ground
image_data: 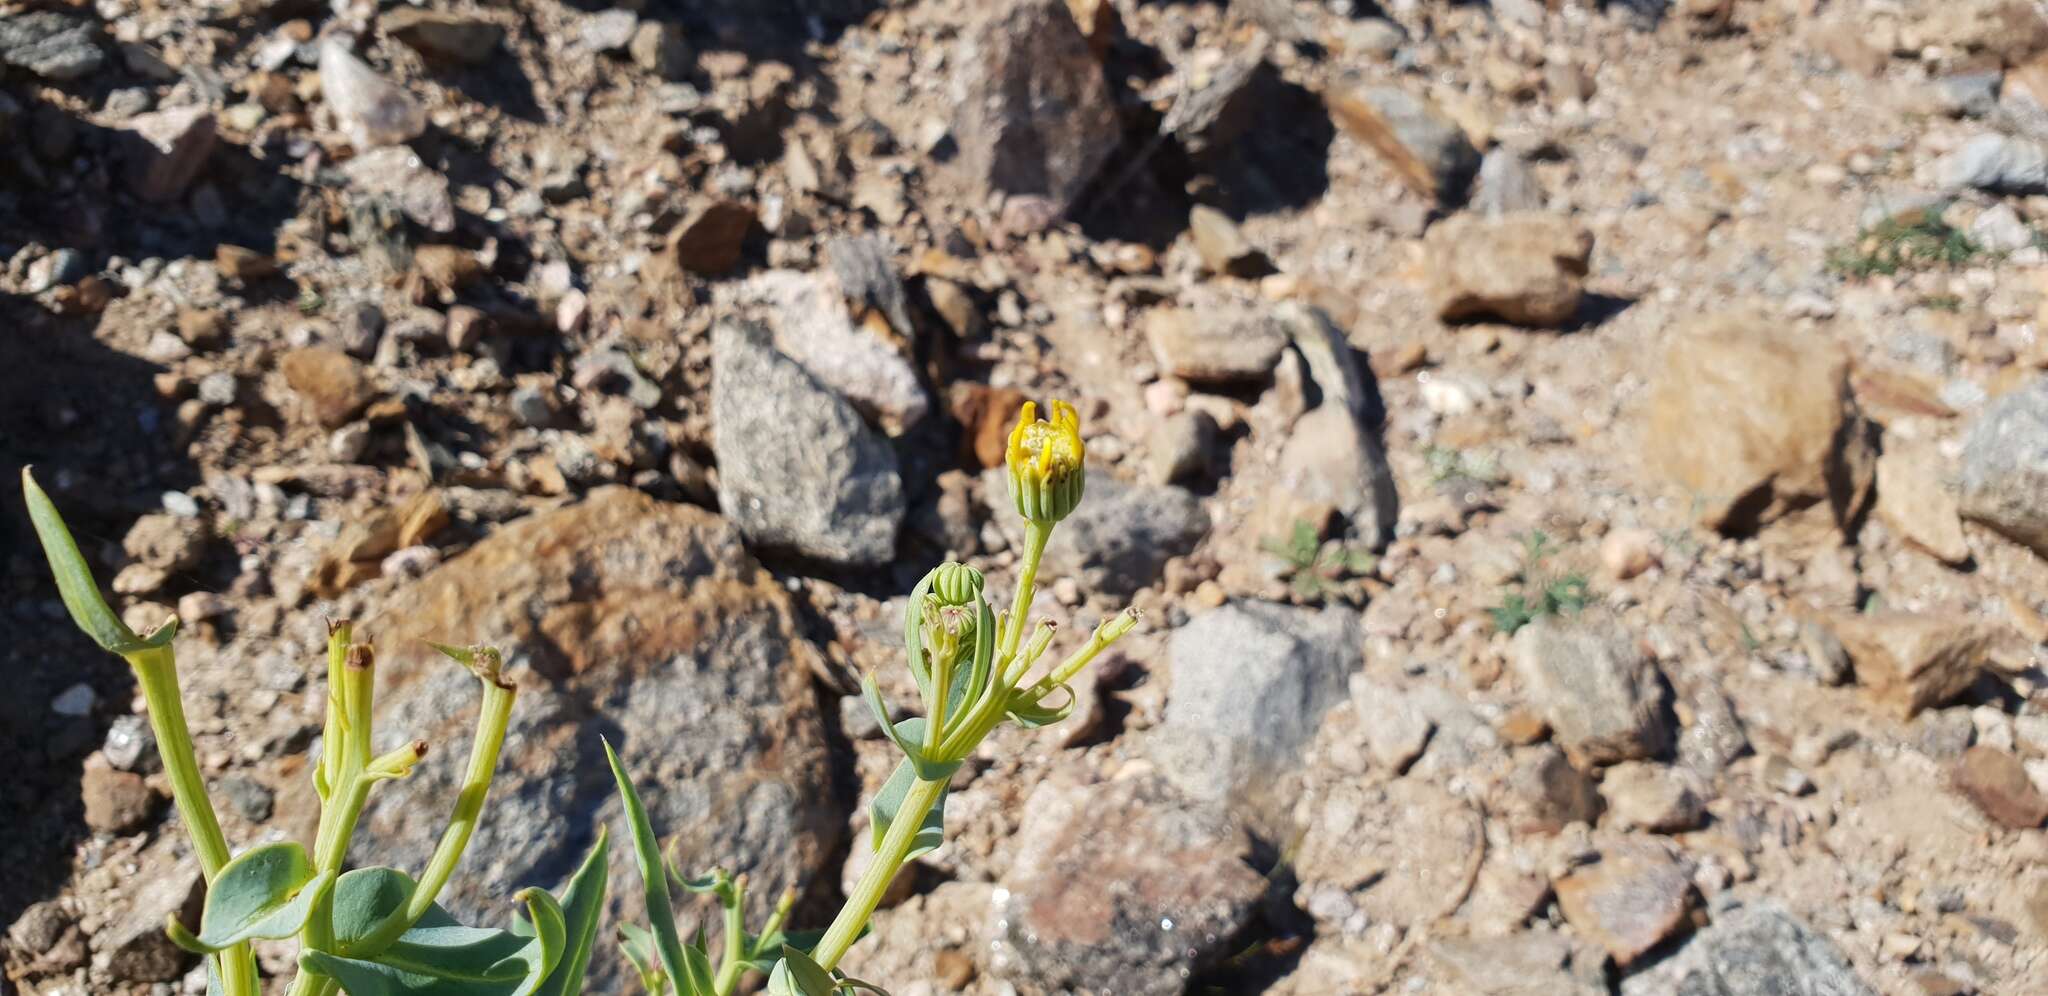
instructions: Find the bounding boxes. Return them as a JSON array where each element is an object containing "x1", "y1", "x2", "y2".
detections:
[{"x1": 9, "y1": 0, "x2": 2048, "y2": 993}]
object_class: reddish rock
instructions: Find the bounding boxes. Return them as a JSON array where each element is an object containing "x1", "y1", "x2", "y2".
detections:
[
  {"x1": 81, "y1": 763, "x2": 156, "y2": 834},
  {"x1": 1554, "y1": 843, "x2": 1694, "y2": 966},
  {"x1": 1953, "y1": 745, "x2": 2048, "y2": 829},
  {"x1": 279, "y1": 347, "x2": 372, "y2": 428}
]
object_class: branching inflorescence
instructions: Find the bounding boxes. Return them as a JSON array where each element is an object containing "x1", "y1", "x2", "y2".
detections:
[{"x1": 24, "y1": 396, "x2": 1135, "y2": 995}]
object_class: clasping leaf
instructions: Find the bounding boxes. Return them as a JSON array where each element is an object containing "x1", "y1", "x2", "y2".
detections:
[{"x1": 167, "y1": 842, "x2": 332, "y2": 955}]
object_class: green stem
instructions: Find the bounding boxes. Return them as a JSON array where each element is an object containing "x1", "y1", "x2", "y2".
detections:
[
  {"x1": 295, "y1": 638, "x2": 376, "y2": 995},
  {"x1": 810, "y1": 775, "x2": 947, "y2": 973},
  {"x1": 403, "y1": 680, "x2": 514, "y2": 923},
  {"x1": 1002, "y1": 523, "x2": 1051, "y2": 663},
  {"x1": 712, "y1": 877, "x2": 747, "y2": 996},
  {"x1": 130, "y1": 648, "x2": 261, "y2": 996}
]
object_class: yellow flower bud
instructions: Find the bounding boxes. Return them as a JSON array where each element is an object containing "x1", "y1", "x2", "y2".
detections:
[{"x1": 1005, "y1": 399, "x2": 1086, "y2": 524}]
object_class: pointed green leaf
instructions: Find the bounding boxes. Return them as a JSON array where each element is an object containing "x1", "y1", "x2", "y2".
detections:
[
  {"x1": 1006, "y1": 684, "x2": 1076, "y2": 729},
  {"x1": 766, "y1": 946, "x2": 839, "y2": 996},
  {"x1": 533, "y1": 829, "x2": 610, "y2": 996},
  {"x1": 618, "y1": 924, "x2": 669, "y2": 995},
  {"x1": 605, "y1": 740, "x2": 704, "y2": 995},
  {"x1": 166, "y1": 842, "x2": 331, "y2": 955},
  {"x1": 21, "y1": 468, "x2": 169, "y2": 655},
  {"x1": 868, "y1": 758, "x2": 946, "y2": 860}
]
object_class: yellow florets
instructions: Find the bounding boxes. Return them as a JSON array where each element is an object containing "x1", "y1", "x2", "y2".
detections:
[{"x1": 1005, "y1": 400, "x2": 1085, "y2": 524}]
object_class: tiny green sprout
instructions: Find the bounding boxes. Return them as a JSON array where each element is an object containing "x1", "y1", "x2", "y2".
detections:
[
  {"x1": 1488, "y1": 529, "x2": 1593, "y2": 635},
  {"x1": 22, "y1": 468, "x2": 609, "y2": 996},
  {"x1": 605, "y1": 398, "x2": 1141, "y2": 995},
  {"x1": 1262, "y1": 519, "x2": 1378, "y2": 604}
]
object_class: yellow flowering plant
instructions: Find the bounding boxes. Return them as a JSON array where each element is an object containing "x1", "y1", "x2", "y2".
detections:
[{"x1": 606, "y1": 400, "x2": 1140, "y2": 995}]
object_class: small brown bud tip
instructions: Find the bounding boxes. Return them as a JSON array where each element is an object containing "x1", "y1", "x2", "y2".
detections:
[
  {"x1": 410, "y1": 739, "x2": 429, "y2": 757},
  {"x1": 346, "y1": 645, "x2": 375, "y2": 670}
]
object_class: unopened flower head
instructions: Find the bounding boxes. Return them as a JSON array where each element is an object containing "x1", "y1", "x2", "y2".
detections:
[
  {"x1": 929, "y1": 561, "x2": 985, "y2": 607},
  {"x1": 1006, "y1": 399, "x2": 1085, "y2": 524},
  {"x1": 920, "y1": 600, "x2": 977, "y2": 669}
]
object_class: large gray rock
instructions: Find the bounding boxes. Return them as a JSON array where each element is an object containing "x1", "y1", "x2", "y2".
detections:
[
  {"x1": 742, "y1": 266, "x2": 928, "y2": 434},
  {"x1": 713, "y1": 320, "x2": 904, "y2": 565},
  {"x1": 984, "y1": 471, "x2": 1208, "y2": 595},
  {"x1": 351, "y1": 488, "x2": 841, "y2": 994},
  {"x1": 993, "y1": 773, "x2": 1268, "y2": 995},
  {"x1": 1621, "y1": 900, "x2": 1875, "y2": 996},
  {"x1": 0, "y1": 12, "x2": 104, "y2": 81},
  {"x1": 1152, "y1": 602, "x2": 1359, "y2": 824},
  {"x1": 1511, "y1": 616, "x2": 1670, "y2": 766},
  {"x1": 1957, "y1": 378, "x2": 2048, "y2": 556},
  {"x1": 950, "y1": 0, "x2": 1121, "y2": 215}
]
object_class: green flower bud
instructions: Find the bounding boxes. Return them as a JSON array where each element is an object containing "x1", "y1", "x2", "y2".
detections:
[{"x1": 929, "y1": 562, "x2": 984, "y2": 607}]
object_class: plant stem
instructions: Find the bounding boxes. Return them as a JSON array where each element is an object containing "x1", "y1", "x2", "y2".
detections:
[
  {"x1": 712, "y1": 878, "x2": 746, "y2": 996},
  {"x1": 1001, "y1": 523, "x2": 1050, "y2": 663},
  {"x1": 129, "y1": 647, "x2": 262, "y2": 996},
  {"x1": 405, "y1": 680, "x2": 513, "y2": 922},
  {"x1": 810, "y1": 775, "x2": 947, "y2": 972}
]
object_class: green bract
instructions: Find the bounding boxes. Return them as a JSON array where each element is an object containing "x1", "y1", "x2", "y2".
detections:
[
  {"x1": 604, "y1": 397, "x2": 1140, "y2": 993},
  {"x1": 22, "y1": 468, "x2": 609, "y2": 996}
]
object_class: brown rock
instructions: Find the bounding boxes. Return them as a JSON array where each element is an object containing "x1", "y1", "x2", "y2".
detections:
[
  {"x1": 94, "y1": 845, "x2": 202, "y2": 982},
  {"x1": 1424, "y1": 212, "x2": 1593, "y2": 327},
  {"x1": 215, "y1": 244, "x2": 278, "y2": 281},
  {"x1": 951, "y1": 383, "x2": 1029, "y2": 468},
  {"x1": 280, "y1": 347, "x2": 372, "y2": 428},
  {"x1": 123, "y1": 513, "x2": 205, "y2": 572},
  {"x1": 1499, "y1": 744, "x2": 1604, "y2": 833},
  {"x1": 1327, "y1": 84, "x2": 1480, "y2": 204},
  {"x1": 998, "y1": 772, "x2": 1268, "y2": 995},
  {"x1": 176, "y1": 308, "x2": 226, "y2": 349},
  {"x1": 1827, "y1": 613, "x2": 1996, "y2": 717},
  {"x1": 933, "y1": 948, "x2": 977, "y2": 989},
  {"x1": 1953, "y1": 745, "x2": 2048, "y2": 829},
  {"x1": 1553, "y1": 843, "x2": 1694, "y2": 966},
  {"x1": 1643, "y1": 314, "x2": 1878, "y2": 535},
  {"x1": 1293, "y1": 779, "x2": 1484, "y2": 930},
  {"x1": 1429, "y1": 931, "x2": 1609, "y2": 996},
  {"x1": 81, "y1": 763, "x2": 157, "y2": 833},
  {"x1": 411, "y1": 244, "x2": 485, "y2": 292},
  {"x1": 126, "y1": 106, "x2": 217, "y2": 203},
  {"x1": 1065, "y1": 0, "x2": 1119, "y2": 58},
  {"x1": 1876, "y1": 441, "x2": 1971, "y2": 564},
  {"x1": 664, "y1": 200, "x2": 756, "y2": 275}
]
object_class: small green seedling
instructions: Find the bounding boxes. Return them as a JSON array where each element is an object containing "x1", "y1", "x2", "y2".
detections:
[
  {"x1": 1826, "y1": 203, "x2": 1982, "y2": 279},
  {"x1": 604, "y1": 400, "x2": 1140, "y2": 995},
  {"x1": 23, "y1": 469, "x2": 609, "y2": 996},
  {"x1": 1488, "y1": 530, "x2": 1591, "y2": 635},
  {"x1": 1262, "y1": 518, "x2": 1377, "y2": 603}
]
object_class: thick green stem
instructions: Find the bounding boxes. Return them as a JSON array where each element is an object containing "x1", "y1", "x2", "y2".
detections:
[
  {"x1": 295, "y1": 638, "x2": 377, "y2": 995},
  {"x1": 811, "y1": 775, "x2": 948, "y2": 972},
  {"x1": 712, "y1": 878, "x2": 747, "y2": 996},
  {"x1": 1001, "y1": 523, "x2": 1051, "y2": 662},
  {"x1": 130, "y1": 648, "x2": 261, "y2": 996}
]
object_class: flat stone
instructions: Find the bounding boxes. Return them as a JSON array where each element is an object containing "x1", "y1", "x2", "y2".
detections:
[
  {"x1": 1620, "y1": 900, "x2": 1875, "y2": 996},
  {"x1": 319, "y1": 38, "x2": 426, "y2": 148},
  {"x1": 1554, "y1": 842, "x2": 1695, "y2": 967},
  {"x1": 1424, "y1": 211, "x2": 1594, "y2": 327},
  {"x1": 1826, "y1": 612, "x2": 1997, "y2": 717},
  {"x1": 1187, "y1": 205, "x2": 1266, "y2": 276},
  {"x1": 1643, "y1": 313, "x2": 1877, "y2": 535},
  {"x1": 1512, "y1": 617, "x2": 1670, "y2": 766},
  {"x1": 1143, "y1": 296, "x2": 1288, "y2": 383},
  {"x1": 1261, "y1": 405, "x2": 1400, "y2": 548},
  {"x1": 1472, "y1": 147, "x2": 1546, "y2": 217},
  {"x1": 342, "y1": 147, "x2": 457, "y2": 234},
  {"x1": 1151, "y1": 601, "x2": 1358, "y2": 824},
  {"x1": 712, "y1": 320, "x2": 903, "y2": 565},
  {"x1": 1497, "y1": 744, "x2": 1605, "y2": 833},
  {"x1": 351, "y1": 487, "x2": 839, "y2": 993},
  {"x1": 94, "y1": 844, "x2": 201, "y2": 982},
  {"x1": 1326, "y1": 83, "x2": 1480, "y2": 204},
  {"x1": 994, "y1": 773, "x2": 1268, "y2": 995},
  {"x1": 950, "y1": 0, "x2": 1121, "y2": 214},
  {"x1": 1938, "y1": 132, "x2": 2048, "y2": 193},
  {"x1": 985, "y1": 472, "x2": 1208, "y2": 595},
  {"x1": 1292, "y1": 779, "x2": 1484, "y2": 930},
  {"x1": 1954, "y1": 744, "x2": 2048, "y2": 829},
  {"x1": 1146, "y1": 410, "x2": 1216, "y2": 486}
]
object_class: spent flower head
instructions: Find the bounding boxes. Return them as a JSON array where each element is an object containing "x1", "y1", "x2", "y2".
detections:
[{"x1": 1006, "y1": 399, "x2": 1085, "y2": 525}]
